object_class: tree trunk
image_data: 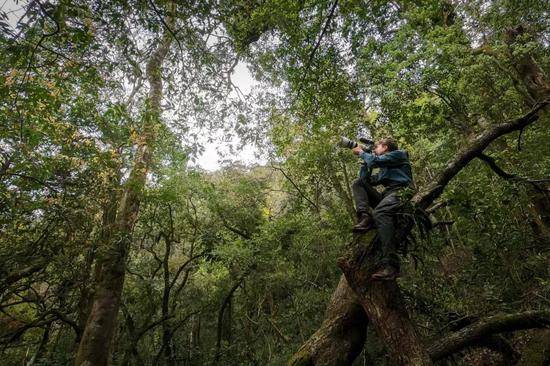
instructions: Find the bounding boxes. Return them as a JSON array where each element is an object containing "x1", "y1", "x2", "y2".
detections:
[
  {"x1": 288, "y1": 12, "x2": 550, "y2": 366},
  {"x1": 187, "y1": 314, "x2": 200, "y2": 365},
  {"x1": 27, "y1": 322, "x2": 51, "y2": 366},
  {"x1": 288, "y1": 276, "x2": 368, "y2": 366},
  {"x1": 527, "y1": 187, "x2": 550, "y2": 243},
  {"x1": 504, "y1": 25, "x2": 550, "y2": 107},
  {"x1": 214, "y1": 277, "x2": 244, "y2": 363},
  {"x1": 162, "y1": 233, "x2": 175, "y2": 366},
  {"x1": 76, "y1": 193, "x2": 119, "y2": 348},
  {"x1": 289, "y1": 99, "x2": 548, "y2": 364},
  {"x1": 74, "y1": 4, "x2": 175, "y2": 365},
  {"x1": 337, "y1": 232, "x2": 433, "y2": 366}
]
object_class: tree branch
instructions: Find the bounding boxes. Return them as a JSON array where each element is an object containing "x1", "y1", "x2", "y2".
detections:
[
  {"x1": 214, "y1": 274, "x2": 247, "y2": 362},
  {"x1": 271, "y1": 164, "x2": 320, "y2": 212},
  {"x1": 477, "y1": 153, "x2": 516, "y2": 179},
  {"x1": 168, "y1": 252, "x2": 206, "y2": 292},
  {"x1": 428, "y1": 310, "x2": 550, "y2": 361},
  {"x1": 477, "y1": 153, "x2": 550, "y2": 192},
  {"x1": 413, "y1": 100, "x2": 549, "y2": 209},
  {"x1": 306, "y1": 0, "x2": 338, "y2": 72},
  {"x1": 296, "y1": 0, "x2": 339, "y2": 97},
  {"x1": 1, "y1": 259, "x2": 48, "y2": 291},
  {"x1": 148, "y1": 0, "x2": 183, "y2": 53},
  {"x1": 222, "y1": 223, "x2": 251, "y2": 240}
]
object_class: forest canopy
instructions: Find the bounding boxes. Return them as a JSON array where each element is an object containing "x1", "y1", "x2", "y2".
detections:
[{"x1": 0, "y1": 0, "x2": 549, "y2": 365}]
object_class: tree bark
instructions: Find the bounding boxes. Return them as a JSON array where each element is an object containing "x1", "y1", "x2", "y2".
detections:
[
  {"x1": 337, "y1": 232, "x2": 433, "y2": 366},
  {"x1": 288, "y1": 276, "x2": 367, "y2": 366},
  {"x1": 428, "y1": 310, "x2": 550, "y2": 361},
  {"x1": 74, "y1": 3, "x2": 175, "y2": 365}
]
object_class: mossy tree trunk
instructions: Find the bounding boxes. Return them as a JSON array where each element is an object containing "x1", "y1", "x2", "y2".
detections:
[{"x1": 74, "y1": 3, "x2": 175, "y2": 365}]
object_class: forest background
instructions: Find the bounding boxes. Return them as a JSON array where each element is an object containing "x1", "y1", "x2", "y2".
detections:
[{"x1": 0, "y1": 0, "x2": 549, "y2": 365}]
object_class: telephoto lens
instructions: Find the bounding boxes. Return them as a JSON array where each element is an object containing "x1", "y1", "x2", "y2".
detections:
[{"x1": 339, "y1": 136, "x2": 358, "y2": 149}]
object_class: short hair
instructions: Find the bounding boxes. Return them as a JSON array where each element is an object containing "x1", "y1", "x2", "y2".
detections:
[{"x1": 378, "y1": 137, "x2": 398, "y2": 151}]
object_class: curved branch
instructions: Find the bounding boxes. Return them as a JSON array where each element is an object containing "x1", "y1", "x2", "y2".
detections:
[
  {"x1": 214, "y1": 275, "x2": 247, "y2": 362},
  {"x1": 136, "y1": 315, "x2": 174, "y2": 341},
  {"x1": 296, "y1": 0, "x2": 339, "y2": 97},
  {"x1": 474, "y1": 335, "x2": 520, "y2": 364},
  {"x1": 168, "y1": 252, "x2": 206, "y2": 292},
  {"x1": 306, "y1": 0, "x2": 338, "y2": 71},
  {"x1": 477, "y1": 153, "x2": 550, "y2": 192},
  {"x1": 428, "y1": 310, "x2": 550, "y2": 361},
  {"x1": 222, "y1": 223, "x2": 251, "y2": 240},
  {"x1": 413, "y1": 100, "x2": 549, "y2": 209},
  {"x1": 148, "y1": 0, "x2": 183, "y2": 53},
  {"x1": 1, "y1": 259, "x2": 48, "y2": 291}
]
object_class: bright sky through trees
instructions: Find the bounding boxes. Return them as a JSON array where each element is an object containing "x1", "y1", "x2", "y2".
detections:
[
  {"x1": 190, "y1": 61, "x2": 263, "y2": 171},
  {"x1": 1, "y1": 0, "x2": 262, "y2": 171}
]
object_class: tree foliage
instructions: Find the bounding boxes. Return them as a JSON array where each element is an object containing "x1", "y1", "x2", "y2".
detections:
[{"x1": 0, "y1": 0, "x2": 548, "y2": 365}]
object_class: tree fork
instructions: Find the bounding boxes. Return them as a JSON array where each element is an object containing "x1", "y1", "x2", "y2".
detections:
[{"x1": 337, "y1": 231, "x2": 433, "y2": 366}]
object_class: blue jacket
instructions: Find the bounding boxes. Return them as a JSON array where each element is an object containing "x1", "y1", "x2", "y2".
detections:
[{"x1": 359, "y1": 150, "x2": 413, "y2": 187}]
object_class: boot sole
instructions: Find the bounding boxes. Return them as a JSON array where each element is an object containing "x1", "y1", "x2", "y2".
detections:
[
  {"x1": 351, "y1": 225, "x2": 374, "y2": 233},
  {"x1": 370, "y1": 272, "x2": 401, "y2": 281}
]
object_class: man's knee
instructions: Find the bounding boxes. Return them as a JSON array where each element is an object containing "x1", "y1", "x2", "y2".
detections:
[{"x1": 373, "y1": 202, "x2": 397, "y2": 221}]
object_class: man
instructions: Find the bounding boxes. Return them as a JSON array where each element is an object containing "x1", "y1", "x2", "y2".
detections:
[{"x1": 351, "y1": 137, "x2": 412, "y2": 281}]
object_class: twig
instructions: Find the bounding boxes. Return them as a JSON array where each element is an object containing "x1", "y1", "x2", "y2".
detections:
[
  {"x1": 295, "y1": 0, "x2": 339, "y2": 97},
  {"x1": 270, "y1": 163, "x2": 320, "y2": 212}
]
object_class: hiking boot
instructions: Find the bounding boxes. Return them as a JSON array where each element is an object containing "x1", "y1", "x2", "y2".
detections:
[
  {"x1": 352, "y1": 213, "x2": 374, "y2": 233},
  {"x1": 371, "y1": 266, "x2": 400, "y2": 281}
]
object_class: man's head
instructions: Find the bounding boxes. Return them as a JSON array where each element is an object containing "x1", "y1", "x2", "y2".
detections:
[{"x1": 374, "y1": 137, "x2": 398, "y2": 155}]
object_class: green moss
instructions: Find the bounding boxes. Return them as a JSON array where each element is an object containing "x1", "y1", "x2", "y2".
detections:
[{"x1": 287, "y1": 347, "x2": 314, "y2": 366}]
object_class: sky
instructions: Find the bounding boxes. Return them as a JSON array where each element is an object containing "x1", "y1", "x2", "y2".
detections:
[
  {"x1": 1, "y1": 0, "x2": 263, "y2": 171},
  {"x1": 188, "y1": 62, "x2": 263, "y2": 171}
]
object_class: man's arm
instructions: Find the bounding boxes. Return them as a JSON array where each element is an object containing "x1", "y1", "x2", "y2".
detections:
[{"x1": 357, "y1": 151, "x2": 407, "y2": 169}]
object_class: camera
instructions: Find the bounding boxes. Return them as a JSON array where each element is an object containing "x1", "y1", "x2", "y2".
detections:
[{"x1": 338, "y1": 136, "x2": 374, "y2": 153}]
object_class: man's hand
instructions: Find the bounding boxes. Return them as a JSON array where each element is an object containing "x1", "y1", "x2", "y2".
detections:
[{"x1": 352, "y1": 146, "x2": 363, "y2": 155}]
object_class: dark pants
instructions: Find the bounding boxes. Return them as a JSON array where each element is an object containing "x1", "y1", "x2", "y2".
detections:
[{"x1": 352, "y1": 177, "x2": 401, "y2": 269}]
